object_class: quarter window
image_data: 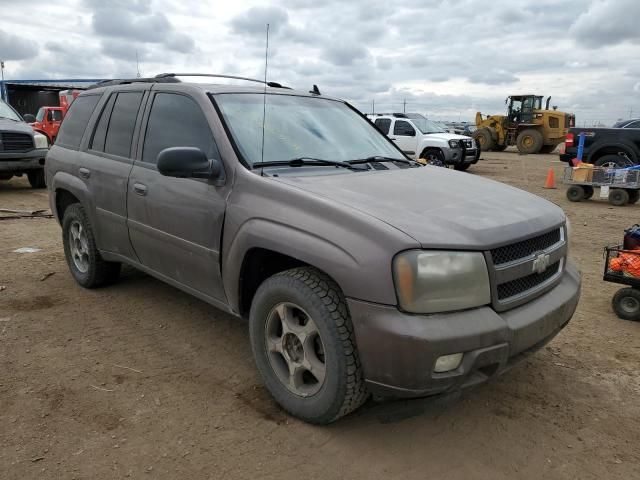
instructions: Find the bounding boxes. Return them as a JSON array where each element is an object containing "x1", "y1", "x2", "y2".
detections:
[
  {"x1": 56, "y1": 95, "x2": 101, "y2": 149},
  {"x1": 142, "y1": 93, "x2": 218, "y2": 164},
  {"x1": 374, "y1": 118, "x2": 391, "y2": 135}
]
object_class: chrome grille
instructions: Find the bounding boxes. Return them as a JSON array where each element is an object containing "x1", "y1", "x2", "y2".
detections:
[
  {"x1": 489, "y1": 227, "x2": 565, "y2": 310},
  {"x1": 0, "y1": 132, "x2": 34, "y2": 152},
  {"x1": 497, "y1": 261, "x2": 561, "y2": 300},
  {"x1": 491, "y1": 229, "x2": 561, "y2": 265},
  {"x1": 463, "y1": 139, "x2": 474, "y2": 148}
]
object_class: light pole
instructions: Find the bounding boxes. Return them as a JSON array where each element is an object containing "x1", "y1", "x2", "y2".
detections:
[{"x1": 1, "y1": 60, "x2": 5, "y2": 102}]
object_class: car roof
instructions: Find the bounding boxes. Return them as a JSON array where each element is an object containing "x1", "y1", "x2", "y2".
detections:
[{"x1": 85, "y1": 77, "x2": 342, "y2": 101}]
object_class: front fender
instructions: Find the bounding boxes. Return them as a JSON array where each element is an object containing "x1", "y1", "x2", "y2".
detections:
[{"x1": 222, "y1": 218, "x2": 363, "y2": 314}]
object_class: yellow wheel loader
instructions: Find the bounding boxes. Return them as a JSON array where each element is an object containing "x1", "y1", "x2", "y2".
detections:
[{"x1": 473, "y1": 95, "x2": 575, "y2": 154}]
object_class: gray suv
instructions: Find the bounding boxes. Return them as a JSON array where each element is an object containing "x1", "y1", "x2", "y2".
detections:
[{"x1": 46, "y1": 74, "x2": 581, "y2": 424}]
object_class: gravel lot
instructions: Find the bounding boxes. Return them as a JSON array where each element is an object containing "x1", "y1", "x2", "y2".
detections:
[{"x1": 1, "y1": 150, "x2": 639, "y2": 479}]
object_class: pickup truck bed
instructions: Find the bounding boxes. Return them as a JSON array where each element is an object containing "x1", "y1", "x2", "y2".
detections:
[{"x1": 560, "y1": 127, "x2": 640, "y2": 166}]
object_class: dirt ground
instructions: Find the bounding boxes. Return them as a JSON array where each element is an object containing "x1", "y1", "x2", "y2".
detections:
[{"x1": 1, "y1": 150, "x2": 639, "y2": 479}]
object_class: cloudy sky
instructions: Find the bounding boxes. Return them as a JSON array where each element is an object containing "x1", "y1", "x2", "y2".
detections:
[{"x1": 1, "y1": 0, "x2": 639, "y2": 124}]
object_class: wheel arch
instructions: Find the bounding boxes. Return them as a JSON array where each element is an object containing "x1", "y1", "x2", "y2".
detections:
[
  {"x1": 588, "y1": 143, "x2": 638, "y2": 165},
  {"x1": 51, "y1": 172, "x2": 94, "y2": 225},
  {"x1": 223, "y1": 219, "x2": 362, "y2": 317}
]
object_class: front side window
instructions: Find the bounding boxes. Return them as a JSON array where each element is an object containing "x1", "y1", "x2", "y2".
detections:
[
  {"x1": 36, "y1": 108, "x2": 45, "y2": 122},
  {"x1": 393, "y1": 120, "x2": 416, "y2": 136},
  {"x1": 215, "y1": 94, "x2": 404, "y2": 167},
  {"x1": 56, "y1": 95, "x2": 101, "y2": 149},
  {"x1": 142, "y1": 93, "x2": 219, "y2": 164}
]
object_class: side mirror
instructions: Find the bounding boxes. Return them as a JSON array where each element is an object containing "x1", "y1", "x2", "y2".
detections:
[
  {"x1": 157, "y1": 147, "x2": 221, "y2": 180},
  {"x1": 23, "y1": 114, "x2": 36, "y2": 123}
]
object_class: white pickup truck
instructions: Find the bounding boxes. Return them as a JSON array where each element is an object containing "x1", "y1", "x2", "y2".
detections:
[{"x1": 367, "y1": 113, "x2": 480, "y2": 171}]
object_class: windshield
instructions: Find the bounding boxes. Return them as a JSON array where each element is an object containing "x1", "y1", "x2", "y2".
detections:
[
  {"x1": 410, "y1": 118, "x2": 447, "y2": 134},
  {"x1": 0, "y1": 99, "x2": 22, "y2": 121},
  {"x1": 214, "y1": 93, "x2": 405, "y2": 167},
  {"x1": 36, "y1": 108, "x2": 45, "y2": 122}
]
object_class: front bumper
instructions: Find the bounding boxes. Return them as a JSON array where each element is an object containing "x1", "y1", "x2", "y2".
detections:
[
  {"x1": 443, "y1": 147, "x2": 478, "y2": 165},
  {"x1": 348, "y1": 262, "x2": 581, "y2": 398},
  {"x1": 0, "y1": 148, "x2": 48, "y2": 172}
]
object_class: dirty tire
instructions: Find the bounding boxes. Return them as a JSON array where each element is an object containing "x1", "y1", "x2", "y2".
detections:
[
  {"x1": 516, "y1": 129, "x2": 543, "y2": 154},
  {"x1": 627, "y1": 189, "x2": 639, "y2": 204},
  {"x1": 540, "y1": 145, "x2": 557, "y2": 154},
  {"x1": 62, "y1": 203, "x2": 121, "y2": 288},
  {"x1": 566, "y1": 185, "x2": 585, "y2": 202},
  {"x1": 492, "y1": 144, "x2": 507, "y2": 152},
  {"x1": 419, "y1": 148, "x2": 445, "y2": 165},
  {"x1": 612, "y1": 288, "x2": 640, "y2": 321},
  {"x1": 249, "y1": 267, "x2": 368, "y2": 424},
  {"x1": 609, "y1": 189, "x2": 629, "y2": 207},
  {"x1": 594, "y1": 154, "x2": 633, "y2": 169},
  {"x1": 473, "y1": 128, "x2": 494, "y2": 151},
  {"x1": 27, "y1": 170, "x2": 46, "y2": 188}
]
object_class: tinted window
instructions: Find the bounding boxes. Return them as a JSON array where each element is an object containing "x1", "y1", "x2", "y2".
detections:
[
  {"x1": 104, "y1": 92, "x2": 143, "y2": 158},
  {"x1": 627, "y1": 121, "x2": 640, "y2": 129},
  {"x1": 142, "y1": 93, "x2": 218, "y2": 164},
  {"x1": 50, "y1": 110, "x2": 63, "y2": 122},
  {"x1": 56, "y1": 95, "x2": 100, "y2": 149},
  {"x1": 374, "y1": 118, "x2": 391, "y2": 135},
  {"x1": 90, "y1": 94, "x2": 117, "y2": 152},
  {"x1": 394, "y1": 120, "x2": 415, "y2": 136}
]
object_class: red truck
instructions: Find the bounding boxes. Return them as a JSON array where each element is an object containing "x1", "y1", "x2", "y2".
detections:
[{"x1": 28, "y1": 89, "x2": 80, "y2": 145}]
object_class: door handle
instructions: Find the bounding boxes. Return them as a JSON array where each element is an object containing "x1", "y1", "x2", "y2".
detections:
[
  {"x1": 390, "y1": 138, "x2": 397, "y2": 141},
  {"x1": 133, "y1": 183, "x2": 148, "y2": 196},
  {"x1": 78, "y1": 167, "x2": 90, "y2": 179}
]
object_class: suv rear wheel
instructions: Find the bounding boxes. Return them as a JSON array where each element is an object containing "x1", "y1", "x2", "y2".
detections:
[
  {"x1": 249, "y1": 267, "x2": 368, "y2": 424},
  {"x1": 62, "y1": 203, "x2": 121, "y2": 288}
]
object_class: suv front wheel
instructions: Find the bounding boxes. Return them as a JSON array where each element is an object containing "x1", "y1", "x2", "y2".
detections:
[
  {"x1": 249, "y1": 267, "x2": 368, "y2": 424},
  {"x1": 62, "y1": 203, "x2": 121, "y2": 288}
]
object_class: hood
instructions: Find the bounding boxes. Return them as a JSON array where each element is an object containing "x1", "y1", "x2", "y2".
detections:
[
  {"x1": 0, "y1": 118, "x2": 33, "y2": 134},
  {"x1": 274, "y1": 167, "x2": 565, "y2": 249},
  {"x1": 422, "y1": 132, "x2": 472, "y2": 142}
]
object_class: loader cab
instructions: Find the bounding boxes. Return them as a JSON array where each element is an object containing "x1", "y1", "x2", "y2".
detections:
[{"x1": 507, "y1": 95, "x2": 542, "y2": 125}]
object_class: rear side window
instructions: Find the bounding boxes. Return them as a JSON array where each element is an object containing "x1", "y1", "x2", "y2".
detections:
[
  {"x1": 374, "y1": 118, "x2": 391, "y2": 135},
  {"x1": 627, "y1": 121, "x2": 640, "y2": 129},
  {"x1": 142, "y1": 93, "x2": 218, "y2": 164},
  {"x1": 56, "y1": 95, "x2": 101, "y2": 149},
  {"x1": 103, "y1": 92, "x2": 144, "y2": 158}
]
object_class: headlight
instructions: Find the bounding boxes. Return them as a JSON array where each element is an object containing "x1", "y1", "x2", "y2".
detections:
[
  {"x1": 393, "y1": 250, "x2": 491, "y2": 313},
  {"x1": 33, "y1": 133, "x2": 49, "y2": 149},
  {"x1": 448, "y1": 139, "x2": 460, "y2": 148}
]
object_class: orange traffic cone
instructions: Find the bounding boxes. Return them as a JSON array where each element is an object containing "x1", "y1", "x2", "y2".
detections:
[{"x1": 543, "y1": 167, "x2": 556, "y2": 189}]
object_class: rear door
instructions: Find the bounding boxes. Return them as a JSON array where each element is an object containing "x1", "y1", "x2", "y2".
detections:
[
  {"x1": 78, "y1": 85, "x2": 148, "y2": 259},
  {"x1": 391, "y1": 119, "x2": 418, "y2": 157},
  {"x1": 126, "y1": 89, "x2": 227, "y2": 301}
]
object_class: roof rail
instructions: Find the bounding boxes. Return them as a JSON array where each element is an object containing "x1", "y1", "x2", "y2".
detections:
[
  {"x1": 86, "y1": 77, "x2": 180, "y2": 89},
  {"x1": 155, "y1": 73, "x2": 289, "y2": 89}
]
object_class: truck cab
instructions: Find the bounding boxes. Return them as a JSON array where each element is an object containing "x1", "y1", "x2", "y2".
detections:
[
  {"x1": 30, "y1": 106, "x2": 65, "y2": 145},
  {"x1": 368, "y1": 113, "x2": 479, "y2": 171}
]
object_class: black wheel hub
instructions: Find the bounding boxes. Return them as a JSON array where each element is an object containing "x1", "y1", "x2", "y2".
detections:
[{"x1": 283, "y1": 332, "x2": 304, "y2": 363}]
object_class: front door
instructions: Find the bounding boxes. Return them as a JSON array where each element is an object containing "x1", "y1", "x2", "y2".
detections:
[
  {"x1": 126, "y1": 91, "x2": 227, "y2": 301},
  {"x1": 391, "y1": 119, "x2": 418, "y2": 158}
]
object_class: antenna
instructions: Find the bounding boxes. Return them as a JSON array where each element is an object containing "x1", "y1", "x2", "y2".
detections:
[
  {"x1": 136, "y1": 50, "x2": 141, "y2": 78},
  {"x1": 260, "y1": 23, "x2": 270, "y2": 177}
]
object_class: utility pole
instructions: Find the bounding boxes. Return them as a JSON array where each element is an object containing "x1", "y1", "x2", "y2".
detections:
[
  {"x1": 372, "y1": 99, "x2": 375, "y2": 114},
  {"x1": 135, "y1": 51, "x2": 141, "y2": 78},
  {"x1": 403, "y1": 98, "x2": 406, "y2": 113},
  {"x1": 0, "y1": 60, "x2": 5, "y2": 102}
]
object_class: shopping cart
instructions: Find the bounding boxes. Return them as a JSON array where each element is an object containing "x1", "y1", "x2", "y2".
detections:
[
  {"x1": 603, "y1": 245, "x2": 640, "y2": 321},
  {"x1": 564, "y1": 166, "x2": 640, "y2": 206}
]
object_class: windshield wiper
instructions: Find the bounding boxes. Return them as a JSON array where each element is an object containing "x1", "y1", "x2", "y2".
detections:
[
  {"x1": 348, "y1": 156, "x2": 419, "y2": 166},
  {"x1": 253, "y1": 157, "x2": 368, "y2": 171}
]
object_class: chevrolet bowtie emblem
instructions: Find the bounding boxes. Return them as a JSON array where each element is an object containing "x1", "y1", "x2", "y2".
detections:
[{"x1": 532, "y1": 252, "x2": 551, "y2": 274}]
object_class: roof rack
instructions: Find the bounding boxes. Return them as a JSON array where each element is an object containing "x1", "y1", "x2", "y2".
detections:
[
  {"x1": 155, "y1": 73, "x2": 290, "y2": 89},
  {"x1": 86, "y1": 77, "x2": 180, "y2": 89},
  {"x1": 367, "y1": 113, "x2": 408, "y2": 118}
]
